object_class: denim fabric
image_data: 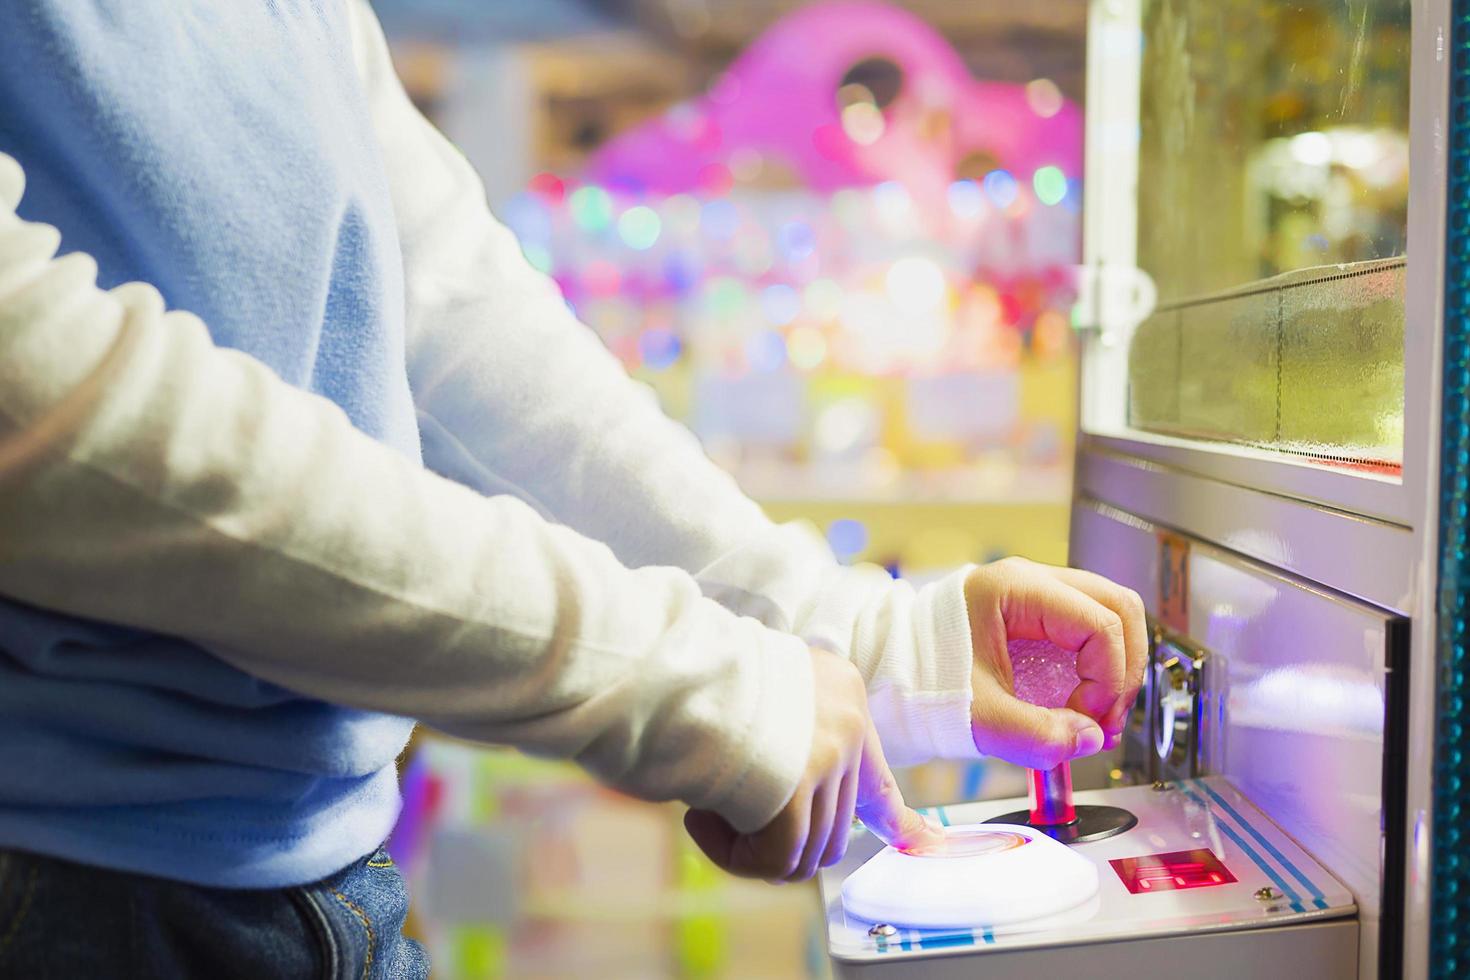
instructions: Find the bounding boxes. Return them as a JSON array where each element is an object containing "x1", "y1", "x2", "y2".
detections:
[{"x1": 0, "y1": 846, "x2": 429, "y2": 979}]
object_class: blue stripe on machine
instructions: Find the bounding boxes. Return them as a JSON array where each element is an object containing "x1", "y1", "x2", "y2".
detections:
[
  {"x1": 1177, "y1": 784, "x2": 1307, "y2": 914},
  {"x1": 918, "y1": 932, "x2": 976, "y2": 950},
  {"x1": 1190, "y1": 780, "x2": 1329, "y2": 911}
]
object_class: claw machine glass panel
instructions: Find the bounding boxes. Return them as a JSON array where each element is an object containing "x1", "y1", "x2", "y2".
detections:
[{"x1": 1080, "y1": 0, "x2": 1415, "y2": 514}]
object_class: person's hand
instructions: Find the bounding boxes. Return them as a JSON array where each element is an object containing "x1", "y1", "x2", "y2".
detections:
[
  {"x1": 683, "y1": 648, "x2": 944, "y2": 881},
  {"x1": 965, "y1": 557, "x2": 1148, "y2": 769}
]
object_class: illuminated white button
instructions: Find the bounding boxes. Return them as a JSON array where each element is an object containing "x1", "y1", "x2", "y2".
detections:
[{"x1": 841, "y1": 823, "x2": 1099, "y2": 930}]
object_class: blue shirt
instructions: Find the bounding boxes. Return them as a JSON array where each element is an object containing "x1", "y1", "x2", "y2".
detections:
[{"x1": 0, "y1": 1, "x2": 421, "y2": 886}]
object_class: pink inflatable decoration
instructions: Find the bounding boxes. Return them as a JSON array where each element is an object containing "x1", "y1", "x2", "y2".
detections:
[{"x1": 584, "y1": 0, "x2": 1082, "y2": 212}]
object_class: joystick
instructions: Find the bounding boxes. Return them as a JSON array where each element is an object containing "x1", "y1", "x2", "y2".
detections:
[
  {"x1": 984, "y1": 640, "x2": 1137, "y2": 844},
  {"x1": 985, "y1": 760, "x2": 1136, "y2": 844}
]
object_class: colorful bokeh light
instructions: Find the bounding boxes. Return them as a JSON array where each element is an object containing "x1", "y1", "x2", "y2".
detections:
[
  {"x1": 886, "y1": 256, "x2": 947, "y2": 313},
  {"x1": 662, "y1": 251, "x2": 703, "y2": 294},
  {"x1": 803, "y1": 278, "x2": 844, "y2": 320},
  {"x1": 778, "y1": 221, "x2": 817, "y2": 263},
  {"x1": 761, "y1": 283, "x2": 801, "y2": 325},
  {"x1": 982, "y1": 169, "x2": 1019, "y2": 209},
  {"x1": 787, "y1": 326, "x2": 827, "y2": 370},
  {"x1": 704, "y1": 277, "x2": 749, "y2": 316},
  {"x1": 569, "y1": 186, "x2": 614, "y2": 232},
  {"x1": 639, "y1": 328, "x2": 682, "y2": 370},
  {"x1": 1025, "y1": 78, "x2": 1064, "y2": 119},
  {"x1": 503, "y1": 192, "x2": 552, "y2": 245},
  {"x1": 527, "y1": 171, "x2": 567, "y2": 204},
  {"x1": 841, "y1": 102, "x2": 885, "y2": 145},
  {"x1": 582, "y1": 259, "x2": 622, "y2": 297},
  {"x1": 947, "y1": 179, "x2": 985, "y2": 220},
  {"x1": 827, "y1": 518, "x2": 869, "y2": 561},
  {"x1": 1032, "y1": 166, "x2": 1068, "y2": 206},
  {"x1": 746, "y1": 330, "x2": 788, "y2": 372},
  {"x1": 618, "y1": 205, "x2": 662, "y2": 250},
  {"x1": 701, "y1": 200, "x2": 740, "y2": 241}
]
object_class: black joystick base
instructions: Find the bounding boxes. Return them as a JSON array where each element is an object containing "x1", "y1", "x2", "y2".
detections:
[{"x1": 985, "y1": 804, "x2": 1138, "y2": 845}]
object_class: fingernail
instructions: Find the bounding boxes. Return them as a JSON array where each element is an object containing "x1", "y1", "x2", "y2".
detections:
[{"x1": 1072, "y1": 722, "x2": 1105, "y2": 758}]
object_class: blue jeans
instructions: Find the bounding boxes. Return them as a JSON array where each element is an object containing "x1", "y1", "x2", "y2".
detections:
[{"x1": 0, "y1": 846, "x2": 429, "y2": 979}]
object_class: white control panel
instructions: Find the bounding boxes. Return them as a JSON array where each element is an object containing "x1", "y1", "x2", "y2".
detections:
[{"x1": 819, "y1": 777, "x2": 1355, "y2": 977}]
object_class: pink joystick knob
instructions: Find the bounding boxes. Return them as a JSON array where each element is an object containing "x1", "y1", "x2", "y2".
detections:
[{"x1": 986, "y1": 639, "x2": 1136, "y2": 845}]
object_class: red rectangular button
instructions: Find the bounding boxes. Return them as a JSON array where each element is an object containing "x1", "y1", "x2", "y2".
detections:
[{"x1": 1110, "y1": 848, "x2": 1237, "y2": 894}]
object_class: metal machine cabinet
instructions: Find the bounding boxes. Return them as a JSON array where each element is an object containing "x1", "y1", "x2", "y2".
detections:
[{"x1": 820, "y1": 0, "x2": 1461, "y2": 976}]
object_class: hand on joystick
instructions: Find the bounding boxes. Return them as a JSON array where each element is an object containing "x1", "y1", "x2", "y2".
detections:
[{"x1": 963, "y1": 558, "x2": 1149, "y2": 767}]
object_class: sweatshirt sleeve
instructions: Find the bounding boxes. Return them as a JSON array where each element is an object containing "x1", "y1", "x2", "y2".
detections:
[
  {"x1": 0, "y1": 150, "x2": 815, "y2": 833},
  {"x1": 347, "y1": 1, "x2": 980, "y2": 765}
]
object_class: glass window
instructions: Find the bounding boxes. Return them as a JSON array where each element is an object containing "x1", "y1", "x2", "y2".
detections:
[{"x1": 1108, "y1": 0, "x2": 1409, "y2": 473}]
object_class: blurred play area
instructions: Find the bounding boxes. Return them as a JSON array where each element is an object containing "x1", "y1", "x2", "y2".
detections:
[{"x1": 359, "y1": 0, "x2": 1407, "y2": 976}]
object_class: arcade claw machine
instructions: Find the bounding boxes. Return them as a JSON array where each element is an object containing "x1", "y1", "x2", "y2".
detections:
[{"x1": 818, "y1": 1, "x2": 1470, "y2": 977}]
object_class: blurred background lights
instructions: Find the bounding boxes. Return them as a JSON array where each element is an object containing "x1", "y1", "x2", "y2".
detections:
[
  {"x1": 527, "y1": 171, "x2": 566, "y2": 203},
  {"x1": 662, "y1": 250, "x2": 702, "y2": 294},
  {"x1": 803, "y1": 278, "x2": 844, "y2": 320},
  {"x1": 947, "y1": 178, "x2": 985, "y2": 219},
  {"x1": 786, "y1": 325, "x2": 827, "y2": 370},
  {"x1": 841, "y1": 101, "x2": 886, "y2": 144},
  {"x1": 815, "y1": 398, "x2": 879, "y2": 457},
  {"x1": 872, "y1": 180, "x2": 912, "y2": 219},
  {"x1": 826, "y1": 518, "x2": 870, "y2": 562},
  {"x1": 728, "y1": 147, "x2": 765, "y2": 182},
  {"x1": 1064, "y1": 177, "x2": 1083, "y2": 212},
  {"x1": 831, "y1": 187, "x2": 868, "y2": 228},
  {"x1": 982, "y1": 168, "x2": 1019, "y2": 208},
  {"x1": 703, "y1": 276, "x2": 748, "y2": 316},
  {"x1": 502, "y1": 192, "x2": 552, "y2": 244},
  {"x1": 1032, "y1": 165, "x2": 1068, "y2": 206},
  {"x1": 760, "y1": 283, "x2": 801, "y2": 325},
  {"x1": 697, "y1": 161, "x2": 734, "y2": 196},
  {"x1": 777, "y1": 221, "x2": 817, "y2": 262},
  {"x1": 617, "y1": 205, "x2": 662, "y2": 250},
  {"x1": 746, "y1": 329, "x2": 788, "y2": 372},
  {"x1": 885, "y1": 256, "x2": 947, "y2": 313},
  {"x1": 569, "y1": 185, "x2": 614, "y2": 232},
  {"x1": 1024, "y1": 78, "x2": 1064, "y2": 119},
  {"x1": 638, "y1": 327, "x2": 682, "y2": 370},
  {"x1": 1290, "y1": 131, "x2": 1333, "y2": 167},
  {"x1": 700, "y1": 199, "x2": 740, "y2": 240},
  {"x1": 734, "y1": 231, "x2": 774, "y2": 276},
  {"x1": 661, "y1": 193, "x2": 703, "y2": 235},
  {"x1": 1334, "y1": 129, "x2": 1385, "y2": 170},
  {"x1": 582, "y1": 259, "x2": 621, "y2": 297}
]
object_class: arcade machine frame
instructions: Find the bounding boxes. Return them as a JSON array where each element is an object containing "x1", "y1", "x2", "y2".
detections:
[
  {"x1": 1075, "y1": 0, "x2": 1432, "y2": 976},
  {"x1": 819, "y1": 1, "x2": 1469, "y2": 977}
]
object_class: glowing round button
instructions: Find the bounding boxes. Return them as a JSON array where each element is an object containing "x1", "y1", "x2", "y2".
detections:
[
  {"x1": 899, "y1": 828, "x2": 1030, "y2": 859},
  {"x1": 841, "y1": 823, "x2": 1099, "y2": 930}
]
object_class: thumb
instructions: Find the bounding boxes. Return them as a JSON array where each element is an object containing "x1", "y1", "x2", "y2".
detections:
[
  {"x1": 855, "y1": 721, "x2": 945, "y2": 852},
  {"x1": 970, "y1": 684, "x2": 1105, "y2": 770}
]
